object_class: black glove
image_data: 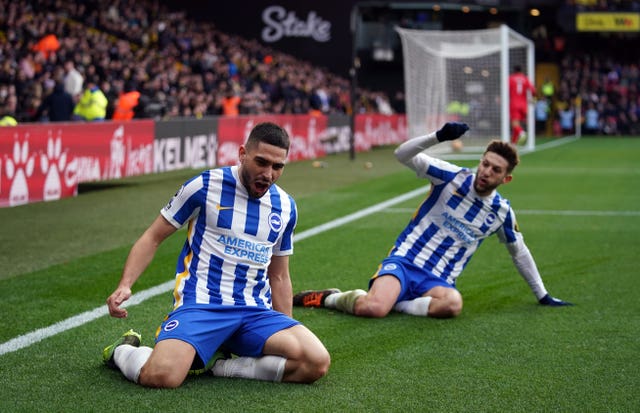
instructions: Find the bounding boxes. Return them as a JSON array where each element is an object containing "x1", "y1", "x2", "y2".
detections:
[
  {"x1": 435, "y1": 122, "x2": 469, "y2": 142},
  {"x1": 538, "y1": 294, "x2": 573, "y2": 306}
]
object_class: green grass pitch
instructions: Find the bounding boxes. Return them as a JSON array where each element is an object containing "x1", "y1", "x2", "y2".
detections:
[{"x1": 0, "y1": 137, "x2": 638, "y2": 412}]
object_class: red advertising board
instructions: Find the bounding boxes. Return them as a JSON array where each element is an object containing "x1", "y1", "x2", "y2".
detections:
[
  {"x1": 0, "y1": 121, "x2": 154, "y2": 207},
  {"x1": 1, "y1": 114, "x2": 407, "y2": 207},
  {"x1": 217, "y1": 115, "x2": 327, "y2": 166},
  {"x1": 353, "y1": 113, "x2": 408, "y2": 151}
]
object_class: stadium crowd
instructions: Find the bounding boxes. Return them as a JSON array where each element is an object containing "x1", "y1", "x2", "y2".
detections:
[
  {"x1": 532, "y1": 0, "x2": 640, "y2": 135},
  {"x1": 553, "y1": 52, "x2": 640, "y2": 135},
  {"x1": 1, "y1": 0, "x2": 639, "y2": 136},
  {"x1": 0, "y1": 0, "x2": 396, "y2": 123}
]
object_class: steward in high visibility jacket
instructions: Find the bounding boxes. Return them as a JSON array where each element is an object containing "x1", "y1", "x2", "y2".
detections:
[
  {"x1": 222, "y1": 94, "x2": 241, "y2": 116},
  {"x1": 542, "y1": 79, "x2": 555, "y2": 99},
  {"x1": 112, "y1": 90, "x2": 141, "y2": 121},
  {"x1": 73, "y1": 83, "x2": 108, "y2": 121},
  {"x1": 0, "y1": 115, "x2": 17, "y2": 126}
]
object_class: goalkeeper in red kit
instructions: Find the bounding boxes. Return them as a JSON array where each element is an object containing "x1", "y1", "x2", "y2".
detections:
[{"x1": 509, "y1": 65, "x2": 536, "y2": 144}]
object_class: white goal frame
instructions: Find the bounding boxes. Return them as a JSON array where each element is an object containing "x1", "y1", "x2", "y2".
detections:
[{"x1": 396, "y1": 24, "x2": 535, "y2": 152}]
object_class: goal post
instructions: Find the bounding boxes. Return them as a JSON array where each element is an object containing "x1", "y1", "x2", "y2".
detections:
[{"x1": 396, "y1": 25, "x2": 535, "y2": 153}]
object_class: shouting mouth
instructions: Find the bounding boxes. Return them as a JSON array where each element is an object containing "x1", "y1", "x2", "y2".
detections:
[{"x1": 253, "y1": 180, "x2": 270, "y2": 196}]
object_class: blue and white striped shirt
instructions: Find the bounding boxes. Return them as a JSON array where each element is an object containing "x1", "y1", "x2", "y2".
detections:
[
  {"x1": 161, "y1": 165, "x2": 297, "y2": 310},
  {"x1": 390, "y1": 154, "x2": 522, "y2": 286}
]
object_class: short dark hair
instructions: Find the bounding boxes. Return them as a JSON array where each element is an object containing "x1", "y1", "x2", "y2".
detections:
[
  {"x1": 246, "y1": 122, "x2": 290, "y2": 152},
  {"x1": 485, "y1": 140, "x2": 519, "y2": 173},
  {"x1": 513, "y1": 65, "x2": 522, "y2": 73}
]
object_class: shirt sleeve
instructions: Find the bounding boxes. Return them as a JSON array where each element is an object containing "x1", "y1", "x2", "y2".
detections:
[
  {"x1": 497, "y1": 208, "x2": 548, "y2": 300},
  {"x1": 394, "y1": 132, "x2": 462, "y2": 183},
  {"x1": 160, "y1": 174, "x2": 204, "y2": 228},
  {"x1": 394, "y1": 131, "x2": 439, "y2": 167}
]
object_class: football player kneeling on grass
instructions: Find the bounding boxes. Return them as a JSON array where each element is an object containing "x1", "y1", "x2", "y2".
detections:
[
  {"x1": 294, "y1": 122, "x2": 572, "y2": 318},
  {"x1": 103, "y1": 122, "x2": 330, "y2": 388}
]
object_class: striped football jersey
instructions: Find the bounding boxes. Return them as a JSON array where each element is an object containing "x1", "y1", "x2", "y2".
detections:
[
  {"x1": 390, "y1": 154, "x2": 522, "y2": 286},
  {"x1": 161, "y1": 165, "x2": 297, "y2": 310}
]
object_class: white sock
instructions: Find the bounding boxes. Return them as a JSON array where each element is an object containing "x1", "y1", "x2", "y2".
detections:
[
  {"x1": 212, "y1": 355, "x2": 286, "y2": 382},
  {"x1": 394, "y1": 296, "x2": 432, "y2": 316},
  {"x1": 324, "y1": 292, "x2": 340, "y2": 308},
  {"x1": 114, "y1": 345, "x2": 153, "y2": 383},
  {"x1": 325, "y1": 289, "x2": 366, "y2": 313}
]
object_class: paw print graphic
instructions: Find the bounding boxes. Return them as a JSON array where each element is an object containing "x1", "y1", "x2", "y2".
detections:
[
  {"x1": 40, "y1": 133, "x2": 68, "y2": 201},
  {"x1": 4, "y1": 137, "x2": 35, "y2": 206}
]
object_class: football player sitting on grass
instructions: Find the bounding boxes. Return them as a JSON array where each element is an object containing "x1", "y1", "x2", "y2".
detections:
[{"x1": 294, "y1": 122, "x2": 572, "y2": 318}]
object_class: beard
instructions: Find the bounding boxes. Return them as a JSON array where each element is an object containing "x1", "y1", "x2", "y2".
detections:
[{"x1": 241, "y1": 168, "x2": 271, "y2": 198}]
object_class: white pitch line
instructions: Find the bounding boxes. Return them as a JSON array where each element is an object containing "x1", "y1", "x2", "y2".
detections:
[
  {"x1": 294, "y1": 186, "x2": 429, "y2": 242},
  {"x1": 0, "y1": 185, "x2": 430, "y2": 357},
  {"x1": 0, "y1": 281, "x2": 175, "y2": 356}
]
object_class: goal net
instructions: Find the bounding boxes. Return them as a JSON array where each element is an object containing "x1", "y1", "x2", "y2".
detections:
[{"x1": 396, "y1": 25, "x2": 535, "y2": 154}]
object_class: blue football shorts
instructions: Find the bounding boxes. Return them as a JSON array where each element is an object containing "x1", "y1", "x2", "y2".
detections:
[
  {"x1": 155, "y1": 305, "x2": 299, "y2": 368},
  {"x1": 369, "y1": 256, "x2": 457, "y2": 302}
]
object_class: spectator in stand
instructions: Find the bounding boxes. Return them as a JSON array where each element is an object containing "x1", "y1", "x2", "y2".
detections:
[
  {"x1": 583, "y1": 101, "x2": 601, "y2": 135},
  {"x1": 63, "y1": 59, "x2": 84, "y2": 103},
  {"x1": 374, "y1": 92, "x2": 394, "y2": 115},
  {"x1": 310, "y1": 88, "x2": 330, "y2": 114},
  {"x1": 34, "y1": 81, "x2": 74, "y2": 122},
  {"x1": 602, "y1": 101, "x2": 619, "y2": 135},
  {"x1": 557, "y1": 100, "x2": 575, "y2": 135},
  {"x1": 617, "y1": 111, "x2": 631, "y2": 135},
  {"x1": 391, "y1": 91, "x2": 406, "y2": 114},
  {"x1": 509, "y1": 65, "x2": 536, "y2": 144},
  {"x1": 535, "y1": 97, "x2": 551, "y2": 135},
  {"x1": 102, "y1": 79, "x2": 121, "y2": 120},
  {"x1": 241, "y1": 83, "x2": 268, "y2": 115},
  {"x1": 628, "y1": 99, "x2": 640, "y2": 135},
  {"x1": 308, "y1": 90, "x2": 324, "y2": 116},
  {"x1": 308, "y1": 92, "x2": 323, "y2": 117}
]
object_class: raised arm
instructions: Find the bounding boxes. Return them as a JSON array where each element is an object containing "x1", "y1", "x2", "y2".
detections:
[{"x1": 394, "y1": 122, "x2": 469, "y2": 167}]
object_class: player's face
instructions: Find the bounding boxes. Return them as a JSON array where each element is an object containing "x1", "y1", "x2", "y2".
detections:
[
  {"x1": 238, "y1": 141, "x2": 287, "y2": 198},
  {"x1": 473, "y1": 151, "x2": 512, "y2": 196}
]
